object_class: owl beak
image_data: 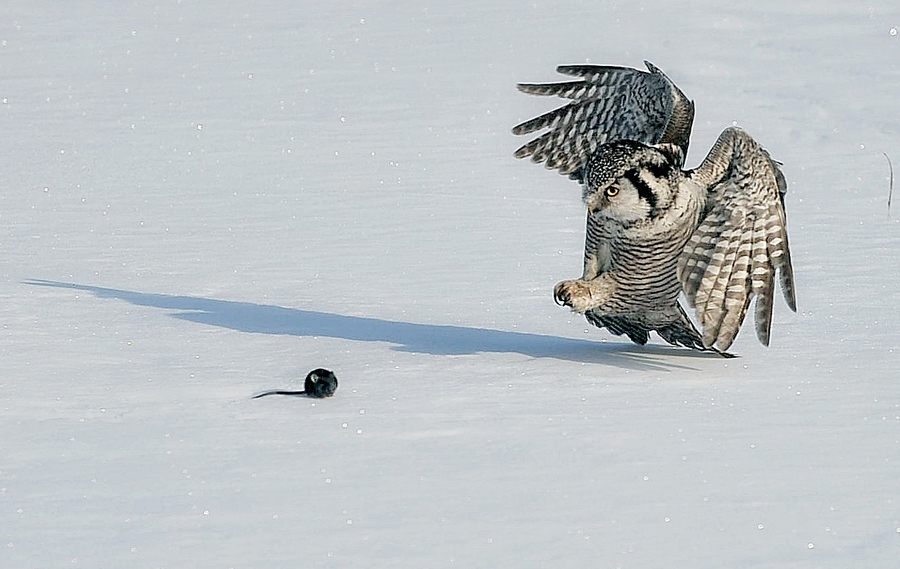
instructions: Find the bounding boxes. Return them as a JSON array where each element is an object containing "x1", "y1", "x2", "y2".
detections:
[{"x1": 585, "y1": 193, "x2": 606, "y2": 215}]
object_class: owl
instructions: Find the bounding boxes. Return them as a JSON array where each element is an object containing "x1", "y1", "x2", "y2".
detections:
[{"x1": 513, "y1": 62, "x2": 796, "y2": 355}]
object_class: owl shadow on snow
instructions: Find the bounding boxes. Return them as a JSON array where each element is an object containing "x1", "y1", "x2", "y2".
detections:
[{"x1": 25, "y1": 280, "x2": 709, "y2": 372}]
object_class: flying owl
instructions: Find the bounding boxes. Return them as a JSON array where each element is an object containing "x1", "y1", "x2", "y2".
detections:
[{"x1": 513, "y1": 61, "x2": 796, "y2": 355}]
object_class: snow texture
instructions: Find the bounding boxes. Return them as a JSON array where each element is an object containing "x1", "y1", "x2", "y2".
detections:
[{"x1": 2, "y1": 1, "x2": 899, "y2": 567}]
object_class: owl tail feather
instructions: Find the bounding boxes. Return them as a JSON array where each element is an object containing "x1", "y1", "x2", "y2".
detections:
[
  {"x1": 657, "y1": 303, "x2": 736, "y2": 358},
  {"x1": 585, "y1": 312, "x2": 650, "y2": 345},
  {"x1": 586, "y1": 305, "x2": 735, "y2": 358}
]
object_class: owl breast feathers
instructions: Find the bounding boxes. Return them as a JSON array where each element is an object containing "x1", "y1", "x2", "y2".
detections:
[{"x1": 513, "y1": 61, "x2": 796, "y2": 355}]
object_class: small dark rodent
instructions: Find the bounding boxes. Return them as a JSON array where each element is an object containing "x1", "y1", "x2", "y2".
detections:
[{"x1": 252, "y1": 368, "x2": 338, "y2": 399}]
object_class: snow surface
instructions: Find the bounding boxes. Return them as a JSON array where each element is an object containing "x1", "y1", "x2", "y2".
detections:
[{"x1": 2, "y1": 1, "x2": 900, "y2": 567}]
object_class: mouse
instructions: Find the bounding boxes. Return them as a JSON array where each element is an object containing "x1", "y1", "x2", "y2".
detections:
[{"x1": 252, "y1": 368, "x2": 338, "y2": 399}]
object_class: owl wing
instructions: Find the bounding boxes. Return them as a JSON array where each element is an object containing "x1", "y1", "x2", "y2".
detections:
[
  {"x1": 679, "y1": 127, "x2": 797, "y2": 351},
  {"x1": 512, "y1": 61, "x2": 695, "y2": 179}
]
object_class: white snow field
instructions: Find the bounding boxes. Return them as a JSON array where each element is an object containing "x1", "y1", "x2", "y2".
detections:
[{"x1": 2, "y1": 1, "x2": 899, "y2": 567}]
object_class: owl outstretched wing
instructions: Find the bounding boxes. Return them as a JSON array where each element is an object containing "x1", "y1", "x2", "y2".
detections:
[
  {"x1": 679, "y1": 127, "x2": 797, "y2": 351},
  {"x1": 512, "y1": 61, "x2": 695, "y2": 179}
]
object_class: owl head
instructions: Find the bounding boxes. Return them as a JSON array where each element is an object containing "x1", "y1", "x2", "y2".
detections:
[{"x1": 582, "y1": 141, "x2": 683, "y2": 224}]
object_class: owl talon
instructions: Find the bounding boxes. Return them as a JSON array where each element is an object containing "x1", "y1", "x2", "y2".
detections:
[
  {"x1": 553, "y1": 280, "x2": 599, "y2": 313},
  {"x1": 554, "y1": 281, "x2": 581, "y2": 307},
  {"x1": 553, "y1": 282, "x2": 570, "y2": 306}
]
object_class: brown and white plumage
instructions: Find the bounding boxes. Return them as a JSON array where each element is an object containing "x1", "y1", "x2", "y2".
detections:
[
  {"x1": 681, "y1": 130, "x2": 796, "y2": 349},
  {"x1": 514, "y1": 61, "x2": 796, "y2": 354}
]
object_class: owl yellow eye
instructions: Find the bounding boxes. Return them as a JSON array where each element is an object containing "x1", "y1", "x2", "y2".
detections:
[{"x1": 606, "y1": 186, "x2": 619, "y2": 197}]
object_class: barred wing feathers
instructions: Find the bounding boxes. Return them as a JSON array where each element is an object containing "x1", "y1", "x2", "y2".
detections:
[
  {"x1": 513, "y1": 62, "x2": 695, "y2": 179},
  {"x1": 679, "y1": 127, "x2": 796, "y2": 350}
]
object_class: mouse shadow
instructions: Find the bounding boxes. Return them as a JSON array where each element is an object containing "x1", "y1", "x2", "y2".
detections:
[{"x1": 24, "y1": 280, "x2": 709, "y2": 372}]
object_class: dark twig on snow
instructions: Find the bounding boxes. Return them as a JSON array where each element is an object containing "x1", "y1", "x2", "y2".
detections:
[{"x1": 884, "y1": 152, "x2": 894, "y2": 217}]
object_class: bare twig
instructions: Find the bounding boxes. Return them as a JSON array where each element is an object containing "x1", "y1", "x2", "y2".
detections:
[{"x1": 884, "y1": 152, "x2": 894, "y2": 217}]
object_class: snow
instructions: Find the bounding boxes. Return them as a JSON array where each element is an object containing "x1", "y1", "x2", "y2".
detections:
[{"x1": 2, "y1": 1, "x2": 899, "y2": 567}]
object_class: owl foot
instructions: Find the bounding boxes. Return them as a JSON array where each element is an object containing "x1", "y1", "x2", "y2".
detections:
[
  {"x1": 554, "y1": 278, "x2": 615, "y2": 313},
  {"x1": 554, "y1": 279, "x2": 588, "y2": 311}
]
